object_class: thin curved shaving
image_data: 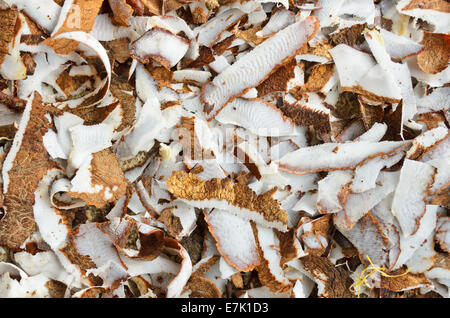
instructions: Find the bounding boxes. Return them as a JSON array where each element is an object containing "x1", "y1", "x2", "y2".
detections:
[
  {"x1": 256, "y1": 8, "x2": 294, "y2": 38},
  {"x1": 158, "y1": 203, "x2": 197, "y2": 240},
  {"x1": 13, "y1": 250, "x2": 74, "y2": 288},
  {"x1": 313, "y1": 0, "x2": 346, "y2": 29},
  {"x1": 363, "y1": 28, "x2": 417, "y2": 128},
  {"x1": 215, "y1": 98, "x2": 296, "y2": 137},
  {"x1": 204, "y1": 209, "x2": 259, "y2": 272},
  {"x1": 68, "y1": 123, "x2": 114, "y2": 171},
  {"x1": 406, "y1": 235, "x2": 436, "y2": 273},
  {"x1": 33, "y1": 168, "x2": 70, "y2": 250},
  {"x1": 277, "y1": 140, "x2": 408, "y2": 175},
  {"x1": 317, "y1": 170, "x2": 353, "y2": 214},
  {"x1": 196, "y1": 9, "x2": 246, "y2": 48},
  {"x1": 392, "y1": 159, "x2": 436, "y2": 237},
  {"x1": 0, "y1": 271, "x2": 54, "y2": 298},
  {"x1": 335, "y1": 171, "x2": 400, "y2": 230},
  {"x1": 356, "y1": 122, "x2": 387, "y2": 143},
  {"x1": 201, "y1": 16, "x2": 319, "y2": 120},
  {"x1": 330, "y1": 44, "x2": 401, "y2": 103},
  {"x1": 90, "y1": 14, "x2": 131, "y2": 41},
  {"x1": 436, "y1": 217, "x2": 450, "y2": 253},
  {"x1": 416, "y1": 87, "x2": 450, "y2": 114},
  {"x1": 406, "y1": 126, "x2": 449, "y2": 160},
  {"x1": 116, "y1": 97, "x2": 165, "y2": 159},
  {"x1": 53, "y1": 31, "x2": 112, "y2": 108},
  {"x1": 334, "y1": 119, "x2": 365, "y2": 143},
  {"x1": 148, "y1": 16, "x2": 195, "y2": 40},
  {"x1": 172, "y1": 69, "x2": 211, "y2": 85},
  {"x1": 351, "y1": 142, "x2": 409, "y2": 193},
  {"x1": 254, "y1": 224, "x2": 291, "y2": 292},
  {"x1": 380, "y1": 28, "x2": 423, "y2": 60},
  {"x1": 50, "y1": 178, "x2": 86, "y2": 210},
  {"x1": 298, "y1": 215, "x2": 331, "y2": 256},
  {"x1": 391, "y1": 205, "x2": 439, "y2": 270},
  {"x1": 428, "y1": 158, "x2": 450, "y2": 194},
  {"x1": 339, "y1": 211, "x2": 391, "y2": 267},
  {"x1": 131, "y1": 27, "x2": 189, "y2": 69}
]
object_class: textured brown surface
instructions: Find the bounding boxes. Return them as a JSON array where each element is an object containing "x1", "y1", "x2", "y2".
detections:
[
  {"x1": 0, "y1": 8, "x2": 17, "y2": 64},
  {"x1": 300, "y1": 215, "x2": 331, "y2": 257},
  {"x1": 212, "y1": 34, "x2": 236, "y2": 56},
  {"x1": 109, "y1": 76, "x2": 137, "y2": 132},
  {"x1": 158, "y1": 207, "x2": 184, "y2": 238},
  {"x1": 279, "y1": 100, "x2": 330, "y2": 133},
  {"x1": 235, "y1": 27, "x2": 264, "y2": 46},
  {"x1": 333, "y1": 92, "x2": 362, "y2": 120},
  {"x1": 188, "y1": 275, "x2": 222, "y2": 298},
  {"x1": 146, "y1": 64, "x2": 173, "y2": 88},
  {"x1": 308, "y1": 41, "x2": 332, "y2": 60},
  {"x1": 60, "y1": 240, "x2": 97, "y2": 271},
  {"x1": 0, "y1": 91, "x2": 26, "y2": 113},
  {"x1": 141, "y1": 0, "x2": 197, "y2": 15},
  {"x1": 179, "y1": 116, "x2": 215, "y2": 163},
  {"x1": 67, "y1": 100, "x2": 119, "y2": 126},
  {"x1": 108, "y1": 0, "x2": 134, "y2": 26},
  {"x1": 167, "y1": 171, "x2": 288, "y2": 227},
  {"x1": 104, "y1": 38, "x2": 131, "y2": 63},
  {"x1": 68, "y1": 149, "x2": 127, "y2": 209},
  {"x1": 191, "y1": 5, "x2": 208, "y2": 24},
  {"x1": 331, "y1": 23, "x2": 366, "y2": 47},
  {"x1": 0, "y1": 93, "x2": 58, "y2": 248},
  {"x1": 277, "y1": 229, "x2": 299, "y2": 265},
  {"x1": 301, "y1": 255, "x2": 354, "y2": 298},
  {"x1": 45, "y1": 0, "x2": 104, "y2": 55},
  {"x1": 303, "y1": 63, "x2": 335, "y2": 93},
  {"x1": 402, "y1": 0, "x2": 450, "y2": 12},
  {"x1": 380, "y1": 271, "x2": 432, "y2": 292},
  {"x1": 342, "y1": 85, "x2": 401, "y2": 104},
  {"x1": 257, "y1": 59, "x2": 297, "y2": 97},
  {"x1": 45, "y1": 280, "x2": 68, "y2": 298},
  {"x1": 359, "y1": 98, "x2": 385, "y2": 129},
  {"x1": 417, "y1": 32, "x2": 450, "y2": 74}
]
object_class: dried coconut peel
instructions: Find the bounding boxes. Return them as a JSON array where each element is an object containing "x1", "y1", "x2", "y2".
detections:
[
  {"x1": 0, "y1": 0, "x2": 449, "y2": 299},
  {"x1": 200, "y1": 16, "x2": 320, "y2": 120},
  {"x1": 166, "y1": 171, "x2": 288, "y2": 231}
]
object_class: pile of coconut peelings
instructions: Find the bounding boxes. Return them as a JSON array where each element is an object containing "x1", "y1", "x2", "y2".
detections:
[{"x1": 0, "y1": 0, "x2": 448, "y2": 298}]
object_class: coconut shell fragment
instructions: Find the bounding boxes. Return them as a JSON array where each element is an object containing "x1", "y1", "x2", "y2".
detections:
[
  {"x1": 67, "y1": 149, "x2": 128, "y2": 209},
  {"x1": 300, "y1": 255, "x2": 354, "y2": 298},
  {"x1": 0, "y1": 93, "x2": 58, "y2": 248},
  {"x1": 166, "y1": 171, "x2": 288, "y2": 231},
  {"x1": 131, "y1": 27, "x2": 189, "y2": 69}
]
